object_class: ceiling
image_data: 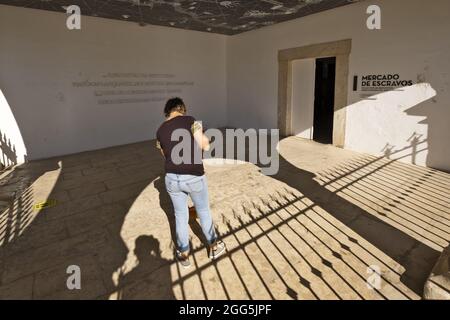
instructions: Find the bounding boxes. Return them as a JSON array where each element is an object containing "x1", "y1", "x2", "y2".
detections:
[{"x1": 0, "y1": 0, "x2": 361, "y2": 35}]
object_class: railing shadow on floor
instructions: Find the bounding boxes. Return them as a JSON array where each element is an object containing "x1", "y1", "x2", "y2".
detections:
[
  {"x1": 148, "y1": 136, "x2": 448, "y2": 299},
  {"x1": 0, "y1": 136, "x2": 448, "y2": 299}
]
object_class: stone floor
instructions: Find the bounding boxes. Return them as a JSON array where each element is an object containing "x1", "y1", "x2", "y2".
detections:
[{"x1": 0, "y1": 136, "x2": 449, "y2": 300}]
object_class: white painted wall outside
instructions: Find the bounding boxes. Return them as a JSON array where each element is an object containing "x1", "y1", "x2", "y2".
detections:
[
  {"x1": 0, "y1": 89, "x2": 27, "y2": 165},
  {"x1": 292, "y1": 59, "x2": 316, "y2": 139}
]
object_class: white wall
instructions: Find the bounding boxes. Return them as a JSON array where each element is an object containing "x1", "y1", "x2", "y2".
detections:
[
  {"x1": 0, "y1": 89, "x2": 27, "y2": 166},
  {"x1": 292, "y1": 59, "x2": 315, "y2": 139},
  {"x1": 2, "y1": 1, "x2": 450, "y2": 171},
  {"x1": 227, "y1": 0, "x2": 450, "y2": 171},
  {"x1": 0, "y1": 5, "x2": 227, "y2": 160}
]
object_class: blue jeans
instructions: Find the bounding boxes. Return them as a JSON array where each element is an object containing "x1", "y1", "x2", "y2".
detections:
[{"x1": 165, "y1": 173, "x2": 217, "y2": 253}]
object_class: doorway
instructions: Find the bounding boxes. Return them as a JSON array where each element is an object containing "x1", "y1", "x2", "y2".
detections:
[
  {"x1": 313, "y1": 57, "x2": 336, "y2": 144},
  {"x1": 278, "y1": 39, "x2": 351, "y2": 147}
]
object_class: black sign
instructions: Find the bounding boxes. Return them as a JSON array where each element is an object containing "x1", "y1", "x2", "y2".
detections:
[{"x1": 353, "y1": 74, "x2": 414, "y2": 92}]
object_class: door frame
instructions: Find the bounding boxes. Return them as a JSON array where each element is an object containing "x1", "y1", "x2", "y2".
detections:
[{"x1": 277, "y1": 39, "x2": 351, "y2": 147}]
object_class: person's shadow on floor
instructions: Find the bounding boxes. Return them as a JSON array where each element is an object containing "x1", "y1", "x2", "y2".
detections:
[{"x1": 116, "y1": 235, "x2": 176, "y2": 299}]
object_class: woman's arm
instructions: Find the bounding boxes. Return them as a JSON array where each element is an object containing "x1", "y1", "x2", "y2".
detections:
[
  {"x1": 156, "y1": 139, "x2": 166, "y2": 158},
  {"x1": 194, "y1": 130, "x2": 210, "y2": 151},
  {"x1": 192, "y1": 121, "x2": 210, "y2": 151}
]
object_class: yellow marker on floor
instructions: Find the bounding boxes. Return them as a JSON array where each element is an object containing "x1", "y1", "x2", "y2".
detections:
[{"x1": 34, "y1": 199, "x2": 57, "y2": 210}]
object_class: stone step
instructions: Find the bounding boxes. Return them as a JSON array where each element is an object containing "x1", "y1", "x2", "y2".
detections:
[{"x1": 423, "y1": 245, "x2": 450, "y2": 300}]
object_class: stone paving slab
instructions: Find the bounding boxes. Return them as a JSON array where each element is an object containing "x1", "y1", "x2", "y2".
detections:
[{"x1": 0, "y1": 137, "x2": 448, "y2": 299}]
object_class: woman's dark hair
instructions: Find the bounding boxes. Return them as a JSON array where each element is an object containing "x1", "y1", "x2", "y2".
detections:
[{"x1": 164, "y1": 97, "x2": 186, "y2": 118}]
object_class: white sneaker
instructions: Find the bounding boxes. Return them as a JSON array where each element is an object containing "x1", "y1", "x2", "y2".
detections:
[
  {"x1": 209, "y1": 241, "x2": 226, "y2": 260},
  {"x1": 176, "y1": 250, "x2": 191, "y2": 269}
]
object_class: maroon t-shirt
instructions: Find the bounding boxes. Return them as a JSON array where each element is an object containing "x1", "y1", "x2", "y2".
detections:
[{"x1": 156, "y1": 116, "x2": 205, "y2": 176}]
